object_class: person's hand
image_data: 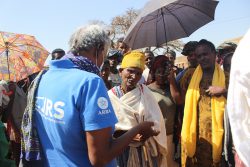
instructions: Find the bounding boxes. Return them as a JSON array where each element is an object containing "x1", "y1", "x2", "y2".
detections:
[
  {"x1": 206, "y1": 86, "x2": 226, "y2": 96},
  {"x1": 133, "y1": 134, "x2": 143, "y2": 142},
  {"x1": 172, "y1": 66, "x2": 178, "y2": 74},
  {"x1": 136, "y1": 121, "x2": 160, "y2": 142},
  {"x1": 167, "y1": 70, "x2": 176, "y2": 84}
]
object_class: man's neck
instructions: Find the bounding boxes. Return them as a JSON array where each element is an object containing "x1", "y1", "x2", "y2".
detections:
[{"x1": 203, "y1": 65, "x2": 215, "y2": 77}]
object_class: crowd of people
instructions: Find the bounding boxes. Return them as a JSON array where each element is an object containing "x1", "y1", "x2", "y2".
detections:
[{"x1": 0, "y1": 23, "x2": 249, "y2": 167}]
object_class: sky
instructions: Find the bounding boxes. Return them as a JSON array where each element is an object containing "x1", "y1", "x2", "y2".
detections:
[{"x1": 1, "y1": 0, "x2": 250, "y2": 55}]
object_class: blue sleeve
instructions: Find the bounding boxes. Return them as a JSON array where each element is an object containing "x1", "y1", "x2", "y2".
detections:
[{"x1": 79, "y1": 77, "x2": 118, "y2": 131}]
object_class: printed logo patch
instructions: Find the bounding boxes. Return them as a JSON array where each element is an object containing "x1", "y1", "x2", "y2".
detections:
[{"x1": 97, "y1": 97, "x2": 108, "y2": 110}]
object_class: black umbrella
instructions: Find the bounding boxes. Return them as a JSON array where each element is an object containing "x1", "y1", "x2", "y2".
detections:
[{"x1": 124, "y1": 0, "x2": 219, "y2": 50}]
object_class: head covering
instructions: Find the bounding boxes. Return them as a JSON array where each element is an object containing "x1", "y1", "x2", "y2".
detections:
[
  {"x1": 181, "y1": 41, "x2": 198, "y2": 56},
  {"x1": 107, "y1": 49, "x2": 122, "y2": 59},
  {"x1": 121, "y1": 51, "x2": 145, "y2": 70},
  {"x1": 217, "y1": 42, "x2": 237, "y2": 50},
  {"x1": 151, "y1": 55, "x2": 169, "y2": 74},
  {"x1": 217, "y1": 42, "x2": 237, "y2": 54}
]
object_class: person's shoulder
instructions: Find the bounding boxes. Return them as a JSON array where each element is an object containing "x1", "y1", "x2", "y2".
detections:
[
  {"x1": 140, "y1": 84, "x2": 154, "y2": 94},
  {"x1": 82, "y1": 73, "x2": 103, "y2": 84},
  {"x1": 59, "y1": 69, "x2": 102, "y2": 86}
]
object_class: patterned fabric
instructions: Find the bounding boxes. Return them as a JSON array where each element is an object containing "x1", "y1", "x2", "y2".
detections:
[
  {"x1": 62, "y1": 52, "x2": 100, "y2": 75},
  {"x1": 20, "y1": 70, "x2": 47, "y2": 161},
  {"x1": 0, "y1": 31, "x2": 49, "y2": 81},
  {"x1": 111, "y1": 86, "x2": 124, "y2": 99}
]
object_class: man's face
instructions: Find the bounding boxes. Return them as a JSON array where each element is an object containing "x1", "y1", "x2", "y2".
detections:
[
  {"x1": 117, "y1": 42, "x2": 129, "y2": 55},
  {"x1": 187, "y1": 51, "x2": 198, "y2": 68},
  {"x1": 144, "y1": 53, "x2": 154, "y2": 68},
  {"x1": 108, "y1": 56, "x2": 119, "y2": 68},
  {"x1": 165, "y1": 53, "x2": 175, "y2": 65},
  {"x1": 196, "y1": 45, "x2": 216, "y2": 71}
]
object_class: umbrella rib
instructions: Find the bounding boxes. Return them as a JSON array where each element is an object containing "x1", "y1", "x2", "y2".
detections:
[
  {"x1": 15, "y1": 55, "x2": 30, "y2": 80},
  {"x1": 172, "y1": 2, "x2": 215, "y2": 20},
  {"x1": 130, "y1": 19, "x2": 149, "y2": 49},
  {"x1": 17, "y1": 43, "x2": 48, "y2": 52},
  {"x1": 163, "y1": 5, "x2": 188, "y2": 36},
  {"x1": 0, "y1": 50, "x2": 7, "y2": 57},
  {"x1": 164, "y1": 2, "x2": 215, "y2": 35},
  {"x1": 161, "y1": 8, "x2": 168, "y2": 47},
  {"x1": 6, "y1": 47, "x2": 40, "y2": 65},
  {"x1": 6, "y1": 35, "x2": 21, "y2": 47}
]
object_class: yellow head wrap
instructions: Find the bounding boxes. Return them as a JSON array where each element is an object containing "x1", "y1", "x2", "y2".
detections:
[{"x1": 120, "y1": 51, "x2": 145, "y2": 71}]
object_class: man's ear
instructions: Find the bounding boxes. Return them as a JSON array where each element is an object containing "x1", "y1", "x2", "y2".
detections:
[{"x1": 97, "y1": 44, "x2": 104, "y2": 51}]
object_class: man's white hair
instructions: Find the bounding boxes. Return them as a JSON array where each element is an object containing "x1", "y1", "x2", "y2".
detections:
[{"x1": 69, "y1": 24, "x2": 111, "y2": 54}]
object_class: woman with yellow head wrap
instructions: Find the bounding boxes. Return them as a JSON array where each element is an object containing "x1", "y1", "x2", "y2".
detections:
[{"x1": 108, "y1": 51, "x2": 168, "y2": 167}]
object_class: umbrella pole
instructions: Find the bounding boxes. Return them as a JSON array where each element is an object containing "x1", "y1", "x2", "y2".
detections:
[
  {"x1": 6, "y1": 49, "x2": 10, "y2": 80},
  {"x1": 161, "y1": 8, "x2": 168, "y2": 47}
]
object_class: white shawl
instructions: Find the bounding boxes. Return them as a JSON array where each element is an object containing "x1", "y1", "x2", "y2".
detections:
[
  {"x1": 108, "y1": 85, "x2": 167, "y2": 157},
  {"x1": 227, "y1": 28, "x2": 250, "y2": 167}
]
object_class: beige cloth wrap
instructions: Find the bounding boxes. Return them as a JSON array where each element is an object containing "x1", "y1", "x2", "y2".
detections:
[{"x1": 108, "y1": 84, "x2": 168, "y2": 166}]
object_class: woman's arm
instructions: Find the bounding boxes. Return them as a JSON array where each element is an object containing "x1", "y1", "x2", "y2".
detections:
[
  {"x1": 86, "y1": 121, "x2": 159, "y2": 167},
  {"x1": 168, "y1": 71, "x2": 183, "y2": 105}
]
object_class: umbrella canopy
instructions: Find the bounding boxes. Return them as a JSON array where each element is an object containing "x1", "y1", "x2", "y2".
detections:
[
  {"x1": 0, "y1": 31, "x2": 49, "y2": 81},
  {"x1": 124, "y1": 0, "x2": 219, "y2": 50}
]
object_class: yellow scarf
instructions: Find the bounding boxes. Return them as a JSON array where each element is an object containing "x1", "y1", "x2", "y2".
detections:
[{"x1": 181, "y1": 64, "x2": 226, "y2": 164}]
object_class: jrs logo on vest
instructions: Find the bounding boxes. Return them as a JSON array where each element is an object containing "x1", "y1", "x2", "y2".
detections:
[{"x1": 36, "y1": 97, "x2": 65, "y2": 124}]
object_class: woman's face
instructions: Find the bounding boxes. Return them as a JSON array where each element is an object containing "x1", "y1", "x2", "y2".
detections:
[
  {"x1": 120, "y1": 67, "x2": 142, "y2": 90},
  {"x1": 154, "y1": 67, "x2": 169, "y2": 85}
]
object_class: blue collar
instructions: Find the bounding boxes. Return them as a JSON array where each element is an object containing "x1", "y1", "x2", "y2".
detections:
[{"x1": 52, "y1": 52, "x2": 100, "y2": 75}]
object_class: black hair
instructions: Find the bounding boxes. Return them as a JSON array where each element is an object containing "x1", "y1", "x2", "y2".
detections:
[
  {"x1": 51, "y1": 48, "x2": 66, "y2": 60},
  {"x1": 51, "y1": 48, "x2": 65, "y2": 55},
  {"x1": 196, "y1": 39, "x2": 216, "y2": 53},
  {"x1": 181, "y1": 41, "x2": 198, "y2": 56}
]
